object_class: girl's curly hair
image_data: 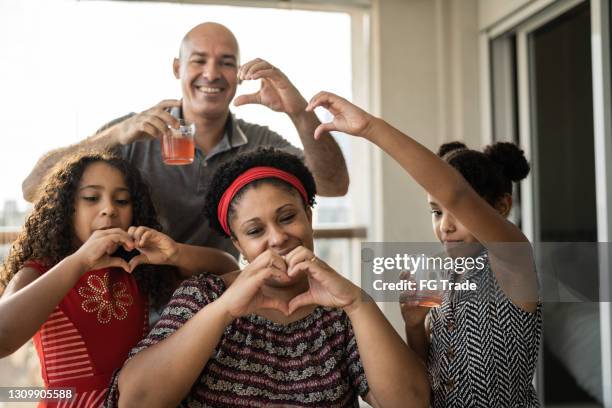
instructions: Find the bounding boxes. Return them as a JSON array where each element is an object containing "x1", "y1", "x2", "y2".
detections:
[
  {"x1": 437, "y1": 141, "x2": 530, "y2": 205},
  {"x1": 203, "y1": 147, "x2": 317, "y2": 237},
  {"x1": 1, "y1": 151, "x2": 180, "y2": 309}
]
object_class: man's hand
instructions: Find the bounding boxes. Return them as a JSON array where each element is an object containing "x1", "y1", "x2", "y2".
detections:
[
  {"x1": 234, "y1": 59, "x2": 307, "y2": 116},
  {"x1": 116, "y1": 99, "x2": 182, "y2": 145}
]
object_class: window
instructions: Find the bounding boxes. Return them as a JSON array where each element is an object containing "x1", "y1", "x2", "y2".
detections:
[
  {"x1": 0, "y1": 0, "x2": 362, "y2": 228},
  {"x1": 485, "y1": 0, "x2": 612, "y2": 404},
  {"x1": 0, "y1": 0, "x2": 371, "y2": 392}
]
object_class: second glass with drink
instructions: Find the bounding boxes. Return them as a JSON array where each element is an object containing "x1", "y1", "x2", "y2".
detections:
[
  {"x1": 400, "y1": 257, "x2": 450, "y2": 308},
  {"x1": 162, "y1": 108, "x2": 196, "y2": 165}
]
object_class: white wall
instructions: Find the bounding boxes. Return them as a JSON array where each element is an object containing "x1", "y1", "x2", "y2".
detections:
[
  {"x1": 478, "y1": 0, "x2": 534, "y2": 30},
  {"x1": 370, "y1": 0, "x2": 481, "y2": 333}
]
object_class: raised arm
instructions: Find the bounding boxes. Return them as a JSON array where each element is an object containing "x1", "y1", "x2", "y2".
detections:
[
  {"x1": 0, "y1": 229, "x2": 133, "y2": 357},
  {"x1": 234, "y1": 59, "x2": 349, "y2": 196},
  {"x1": 307, "y1": 91, "x2": 539, "y2": 312},
  {"x1": 22, "y1": 100, "x2": 181, "y2": 202},
  {"x1": 23, "y1": 133, "x2": 118, "y2": 203},
  {"x1": 285, "y1": 246, "x2": 430, "y2": 408}
]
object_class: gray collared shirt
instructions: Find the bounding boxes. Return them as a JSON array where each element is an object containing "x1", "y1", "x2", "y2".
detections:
[{"x1": 111, "y1": 114, "x2": 303, "y2": 258}]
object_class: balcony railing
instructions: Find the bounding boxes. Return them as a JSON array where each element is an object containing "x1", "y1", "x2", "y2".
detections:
[
  {"x1": 1, "y1": 227, "x2": 367, "y2": 284},
  {"x1": 0, "y1": 227, "x2": 20, "y2": 246}
]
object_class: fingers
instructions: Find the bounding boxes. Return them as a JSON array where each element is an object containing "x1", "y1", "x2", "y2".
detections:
[
  {"x1": 140, "y1": 122, "x2": 164, "y2": 140},
  {"x1": 127, "y1": 226, "x2": 140, "y2": 243},
  {"x1": 258, "y1": 294, "x2": 289, "y2": 316},
  {"x1": 145, "y1": 112, "x2": 173, "y2": 131},
  {"x1": 306, "y1": 91, "x2": 341, "y2": 112},
  {"x1": 398, "y1": 270, "x2": 419, "y2": 306},
  {"x1": 241, "y1": 60, "x2": 270, "y2": 79},
  {"x1": 95, "y1": 228, "x2": 135, "y2": 250},
  {"x1": 137, "y1": 231, "x2": 153, "y2": 248},
  {"x1": 313, "y1": 122, "x2": 336, "y2": 140},
  {"x1": 233, "y1": 92, "x2": 261, "y2": 107},
  {"x1": 127, "y1": 226, "x2": 153, "y2": 247},
  {"x1": 248, "y1": 68, "x2": 278, "y2": 81},
  {"x1": 287, "y1": 260, "x2": 318, "y2": 279},
  {"x1": 256, "y1": 266, "x2": 290, "y2": 284},
  {"x1": 284, "y1": 246, "x2": 313, "y2": 273},
  {"x1": 399, "y1": 291, "x2": 418, "y2": 306},
  {"x1": 138, "y1": 114, "x2": 172, "y2": 139},
  {"x1": 242, "y1": 253, "x2": 290, "y2": 285},
  {"x1": 103, "y1": 256, "x2": 131, "y2": 273},
  {"x1": 251, "y1": 250, "x2": 287, "y2": 273},
  {"x1": 131, "y1": 100, "x2": 182, "y2": 140},
  {"x1": 146, "y1": 100, "x2": 182, "y2": 126},
  {"x1": 306, "y1": 91, "x2": 342, "y2": 139},
  {"x1": 238, "y1": 58, "x2": 275, "y2": 80},
  {"x1": 398, "y1": 270, "x2": 417, "y2": 284},
  {"x1": 128, "y1": 253, "x2": 149, "y2": 273},
  {"x1": 156, "y1": 109, "x2": 181, "y2": 130},
  {"x1": 153, "y1": 99, "x2": 182, "y2": 110},
  {"x1": 287, "y1": 291, "x2": 315, "y2": 315},
  {"x1": 237, "y1": 252, "x2": 289, "y2": 291},
  {"x1": 285, "y1": 248, "x2": 333, "y2": 281}
]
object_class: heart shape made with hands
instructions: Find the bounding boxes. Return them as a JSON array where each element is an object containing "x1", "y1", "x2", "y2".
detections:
[
  {"x1": 111, "y1": 246, "x2": 141, "y2": 263},
  {"x1": 253, "y1": 254, "x2": 355, "y2": 318},
  {"x1": 241, "y1": 254, "x2": 321, "y2": 318}
]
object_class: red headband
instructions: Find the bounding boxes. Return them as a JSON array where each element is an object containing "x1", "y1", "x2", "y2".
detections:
[{"x1": 217, "y1": 166, "x2": 309, "y2": 236}]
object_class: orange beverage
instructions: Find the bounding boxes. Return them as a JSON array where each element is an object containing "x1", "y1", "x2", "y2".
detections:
[
  {"x1": 416, "y1": 295, "x2": 442, "y2": 308},
  {"x1": 162, "y1": 135, "x2": 195, "y2": 165}
]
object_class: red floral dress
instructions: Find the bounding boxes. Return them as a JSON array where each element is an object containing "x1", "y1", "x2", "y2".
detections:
[{"x1": 25, "y1": 261, "x2": 148, "y2": 408}]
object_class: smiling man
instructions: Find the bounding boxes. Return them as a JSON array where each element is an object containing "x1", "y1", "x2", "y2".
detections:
[{"x1": 22, "y1": 22, "x2": 349, "y2": 257}]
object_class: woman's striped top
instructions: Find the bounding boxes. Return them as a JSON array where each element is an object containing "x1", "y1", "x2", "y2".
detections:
[{"x1": 106, "y1": 273, "x2": 369, "y2": 407}]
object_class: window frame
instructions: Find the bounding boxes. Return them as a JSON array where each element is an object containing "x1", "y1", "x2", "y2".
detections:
[{"x1": 481, "y1": 0, "x2": 612, "y2": 403}]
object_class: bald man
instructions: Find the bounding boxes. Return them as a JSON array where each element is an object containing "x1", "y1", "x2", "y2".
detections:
[{"x1": 22, "y1": 22, "x2": 349, "y2": 257}]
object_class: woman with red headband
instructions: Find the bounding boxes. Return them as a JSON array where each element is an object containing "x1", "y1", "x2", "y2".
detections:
[{"x1": 106, "y1": 148, "x2": 429, "y2": 408}]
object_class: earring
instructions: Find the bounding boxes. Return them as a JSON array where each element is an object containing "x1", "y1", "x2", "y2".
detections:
[{"x1": 239, "y1": 253, "x2": 249, "y2": 269}]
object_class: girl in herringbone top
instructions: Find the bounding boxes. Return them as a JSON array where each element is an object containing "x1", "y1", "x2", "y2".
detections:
[
  {"x1": 0, "y1": 152, "x2": 237, "y2": 407},
  {"x1": 307, "y1": 91, "x2": 541, "y2": 408},
  {"x1": 106, "y1": 148, "x2": 429, "y2": 408}
]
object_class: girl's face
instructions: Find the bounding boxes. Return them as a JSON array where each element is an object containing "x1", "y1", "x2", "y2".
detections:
[
  {"x1": 73, "y1": 162, "x2": 133, "y2": 245},
  {"x1": 230, "y1": 182, "x2": 314, "y2": 265},
  {"x1": 428, "y1": 194, "x2": 479, "y2": 249}
]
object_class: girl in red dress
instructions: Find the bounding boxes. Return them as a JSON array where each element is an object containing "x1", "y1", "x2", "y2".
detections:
[{"x1": 0, "y1": 152, "x2": 237, "y2": 407}]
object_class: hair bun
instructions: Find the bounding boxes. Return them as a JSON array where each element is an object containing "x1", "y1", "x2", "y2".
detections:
[
  {"x1": 437, "y1": 141, "x2": 467, "y2": 157},
  {"x1": 484, "y1": 142, "x2": 530, "y2": 182}
]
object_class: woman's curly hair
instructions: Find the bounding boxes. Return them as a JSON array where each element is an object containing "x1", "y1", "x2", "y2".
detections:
[
  {"x1": 204, "y1": 148, "x2": 316, "y2": 237},
  {"x1": 438, "y1": 141, "x2": 530, "y2": 205},
  {"x1": 1, "y1": 151, "x2": 180, "y2": 309}
]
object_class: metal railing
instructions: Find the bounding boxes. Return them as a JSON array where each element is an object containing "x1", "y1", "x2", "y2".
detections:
[{"x1": 0, "y1": 227, "x2": 20, "y2": 246}]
